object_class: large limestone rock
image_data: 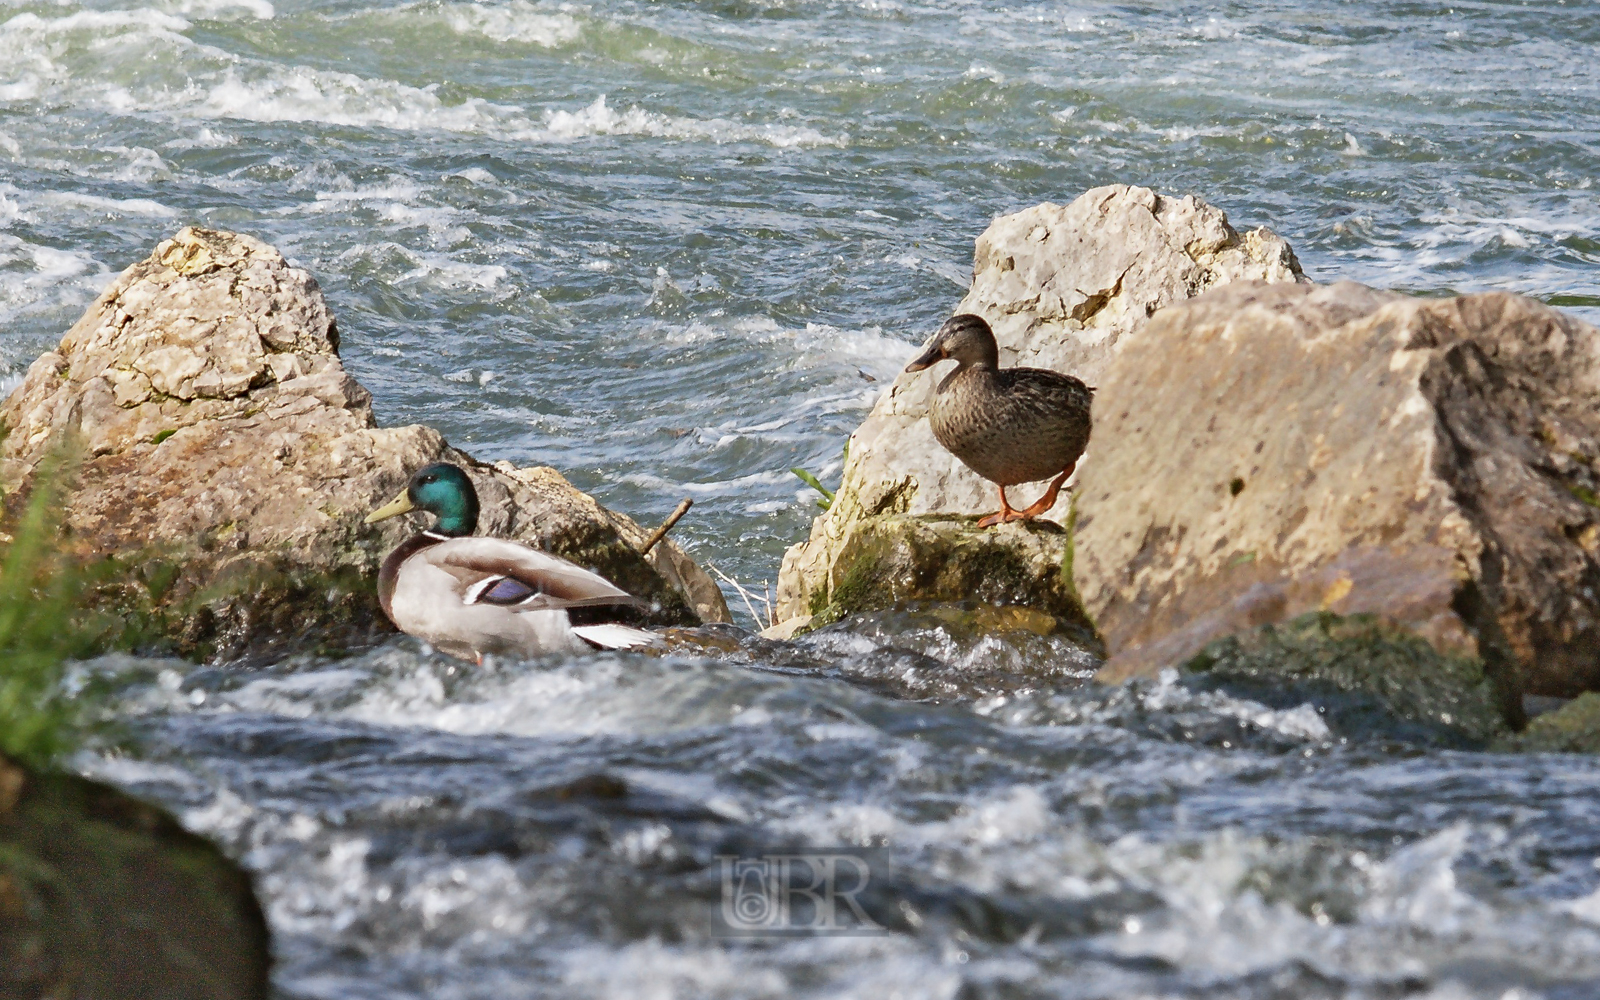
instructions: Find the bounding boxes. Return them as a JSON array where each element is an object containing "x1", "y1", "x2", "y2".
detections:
[
  {"x1": 1082, "y1": 280, "x2": 1600, "y2": 699},
  {"x1": 1, "y1": 227, "x2": 729, "y2": 657},
  {"x1": 776, "y1": 185, "x2": 1304, "y2": 625}
]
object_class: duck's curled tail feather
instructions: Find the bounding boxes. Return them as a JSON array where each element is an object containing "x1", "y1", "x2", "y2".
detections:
[{"x1": 570, "y1": 623, "x2": 661, "y2": 650}]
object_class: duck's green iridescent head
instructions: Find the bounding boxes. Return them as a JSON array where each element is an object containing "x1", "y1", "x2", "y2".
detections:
[{"x1": 363, "y1": 462, "x2": 480, "y2": 537}]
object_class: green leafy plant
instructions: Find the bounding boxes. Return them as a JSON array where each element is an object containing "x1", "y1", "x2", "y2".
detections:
[
  {"x1": 0, "y1": 459, "x2": 108, "y2": 767},
  {"x1": 790, "y1": 467, "x2": 835, "y2": 510},
  {"x1": 791, "y1": 439, "x2": 849, "y2": 510}
]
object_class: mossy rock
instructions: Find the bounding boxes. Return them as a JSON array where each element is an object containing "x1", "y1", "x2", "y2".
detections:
[
  {"x1": 1183, "y1": 611, "x2": 1516, "y2": 746},
  {"x1": 803, "y1": 513, "x2": 1099, "y2": 644},
  {"x1": 74, "y1": 552, "x2": 392, "y2": 664},
  {"x1": 1493, "y1": 692, "x2": 1600, "y2": 752},
  {"x1": 0, "y1": 754, "x2": 270, "y2": 999}
]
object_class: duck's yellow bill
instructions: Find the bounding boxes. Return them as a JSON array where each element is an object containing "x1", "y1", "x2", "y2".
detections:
[{"x1": 364, "y1": 489, "x2": 415, "y2": 524}]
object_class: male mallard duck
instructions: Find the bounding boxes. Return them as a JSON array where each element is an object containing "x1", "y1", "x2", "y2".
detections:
[
  {"x1": 364, "y1": 462, "x2": 658, "y2": 660},
  {"x1": 905, "y1": 313, "x2": 1093, "y2": 528}
]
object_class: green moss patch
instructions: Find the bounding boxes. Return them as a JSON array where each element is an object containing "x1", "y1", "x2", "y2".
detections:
[
  {"x1": 802, "y1": 513, "x2": 1100, "y2": 647},
  {"x1": 1493, "y1": 692, "x2": 1600, "y2": 753},
  {"x1": 1184, "y1": 611, "x2": 1512, "y2": 746}
]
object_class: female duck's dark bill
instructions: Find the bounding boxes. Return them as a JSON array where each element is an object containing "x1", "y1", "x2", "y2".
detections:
[
  {"x1": 904, "y1": 344, "x2": 943, "y2": 372},
  {"x1": 365, "y1": 490, "x2": 414, "y2": 524}
]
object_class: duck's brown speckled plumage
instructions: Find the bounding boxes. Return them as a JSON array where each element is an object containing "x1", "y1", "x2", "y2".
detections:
[
  {"x1": 906, "y1": 313, "x2": 1093, "y2": 524},
  {"x1": 928, "y1": 364, "x2": 1093, "y2": 487}
]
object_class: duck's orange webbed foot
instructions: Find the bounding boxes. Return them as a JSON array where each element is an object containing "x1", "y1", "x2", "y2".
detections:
[
  {"x1": 977, "y1": 485, "x2": 1024, "y2": 528},
  {"x1": 1011, "y1": 462, "x2": 1077, "y2": 520}
]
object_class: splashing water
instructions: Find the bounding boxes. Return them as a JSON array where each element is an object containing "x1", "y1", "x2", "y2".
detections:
[{"x1": 8, "y1": 0, "x2": 1600, "y2": 994}]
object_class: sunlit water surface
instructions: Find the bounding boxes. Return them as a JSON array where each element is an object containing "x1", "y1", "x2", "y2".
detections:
[{"x1": 6, "y1": 0, "x2": 1600, "y2": 995}]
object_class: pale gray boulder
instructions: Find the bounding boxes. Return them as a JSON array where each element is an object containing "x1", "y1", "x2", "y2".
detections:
[
  {"x1": 1082, "y1": 280, "x2": 1600, "y2": 700},
  {"x1": 0, "y1": 226, "x2": 729, "y2": 658}
]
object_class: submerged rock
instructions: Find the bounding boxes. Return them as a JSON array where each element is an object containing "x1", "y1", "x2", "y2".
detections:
[
  {"x1": 1494, "y1": 693, "x2": 1600, "y2": 753},
  {"x1": 0, "y1": 227, "x2": 730, "y2": 658},
  {"x1": 775, "y1": 185, "x2": 1304, "y2": 631},
  {"x1": 1080, "y1": 281, "x2": 1600, "y2": 702},
  {"x1": 1182, "y1": 612, "x2": 1515, "y2": 747},
  {"x1": 0, "y1": 753, "x2": 270, "y2": 999}
]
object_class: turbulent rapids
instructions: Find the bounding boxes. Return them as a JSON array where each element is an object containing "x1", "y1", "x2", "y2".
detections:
[{"x1": 5, "y1": 0, "x2": 1600, "y2": 996}]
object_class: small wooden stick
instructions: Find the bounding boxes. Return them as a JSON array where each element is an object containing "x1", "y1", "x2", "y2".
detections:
[{"x1": 639, "y1": 498, "x2": 693, "y2": 556}]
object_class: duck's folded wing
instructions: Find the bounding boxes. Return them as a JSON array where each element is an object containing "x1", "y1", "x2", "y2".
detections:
[{"x1": 423, "y1": 537, "x2": 648, "y2": 611}]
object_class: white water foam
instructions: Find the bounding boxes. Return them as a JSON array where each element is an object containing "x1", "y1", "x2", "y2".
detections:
[
  {"x1": 155, "y1": 0, "x2": 274, "y2": 20},
  {"x1": 560, "y1": 939, "x2": 793, "y2": 1000},
  {"x1": 198, "y1": 64, "x2": 529, "y2": 132},
  {"x1": 35, "y1": 188, "x2": 177, "y2": 217},
  {"x1": 1138, "y1": 669, "x2": 1333, "y2": 742},
  {"x1": 161, "y1": 126, "x2": 238, "y2": 149},
  {"x1": 335, "y1": 240, "x2": 510, "y2": 289},
  {"x1": 660, "y1": 314, "x2": 912, "y2": 382},
  {"x1": 437, "y1": 0, "x2": 581, "y2": 46},
  {"x1": 0, "y1": 187, "x2": 113, "y2": 330},
  {"x1": 541, "y1": 94, "x2": 845, "y2": 148},
  {"x1": 149, "y1": 650, "x2": 778, "y2": 739},
  {"x1": 1025, "y1": 668, "x2": 1334, "y2": 743},
  {"x1": 0, "y1": 10, "x2": 843, "y2": 149}
]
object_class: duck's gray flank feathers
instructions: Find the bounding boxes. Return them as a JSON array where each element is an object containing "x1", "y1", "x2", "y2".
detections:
[{"x1": 367, "y1": 461, "x2": 660, "y2": 660}]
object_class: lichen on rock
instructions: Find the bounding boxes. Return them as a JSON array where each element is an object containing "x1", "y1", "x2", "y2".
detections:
[{"x1": 0, "y1": 227, "x2": 730, "y2": 658}]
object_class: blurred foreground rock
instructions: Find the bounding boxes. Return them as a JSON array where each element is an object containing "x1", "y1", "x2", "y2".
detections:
[
  {"x1": 775, "y1": 184, "x2": 1305, "y2": 631},
  {"x1": 0, "y1": 227, "x2": 729, "y2": 659},
  {"x1": 1082, "y1": 281, "x2": 1600, "y2": 703},
  {"x1": 0, "y1": 753, "x2": 269, "y2": 999}
]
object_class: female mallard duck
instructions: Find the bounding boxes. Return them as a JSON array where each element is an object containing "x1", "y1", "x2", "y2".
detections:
[
  {"x1": 363, "y1": 462, "x2": 658, "y2": 660},
  {"x1": 905, "y1": 313, "x2": 1093, "y2": 528}
]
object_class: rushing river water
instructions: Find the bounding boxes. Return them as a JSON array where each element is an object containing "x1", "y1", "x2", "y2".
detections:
[{"x1": 6, "y1": 0, "x2": 1600, "y2": 996}]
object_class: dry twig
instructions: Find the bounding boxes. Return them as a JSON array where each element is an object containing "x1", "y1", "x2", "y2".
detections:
[
  {"x1": 706, "y1": 561, "x2": 774, "y2": 630},
  {"x1": 639, "y1": 498, "x2": 693, "y2": 556}
]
